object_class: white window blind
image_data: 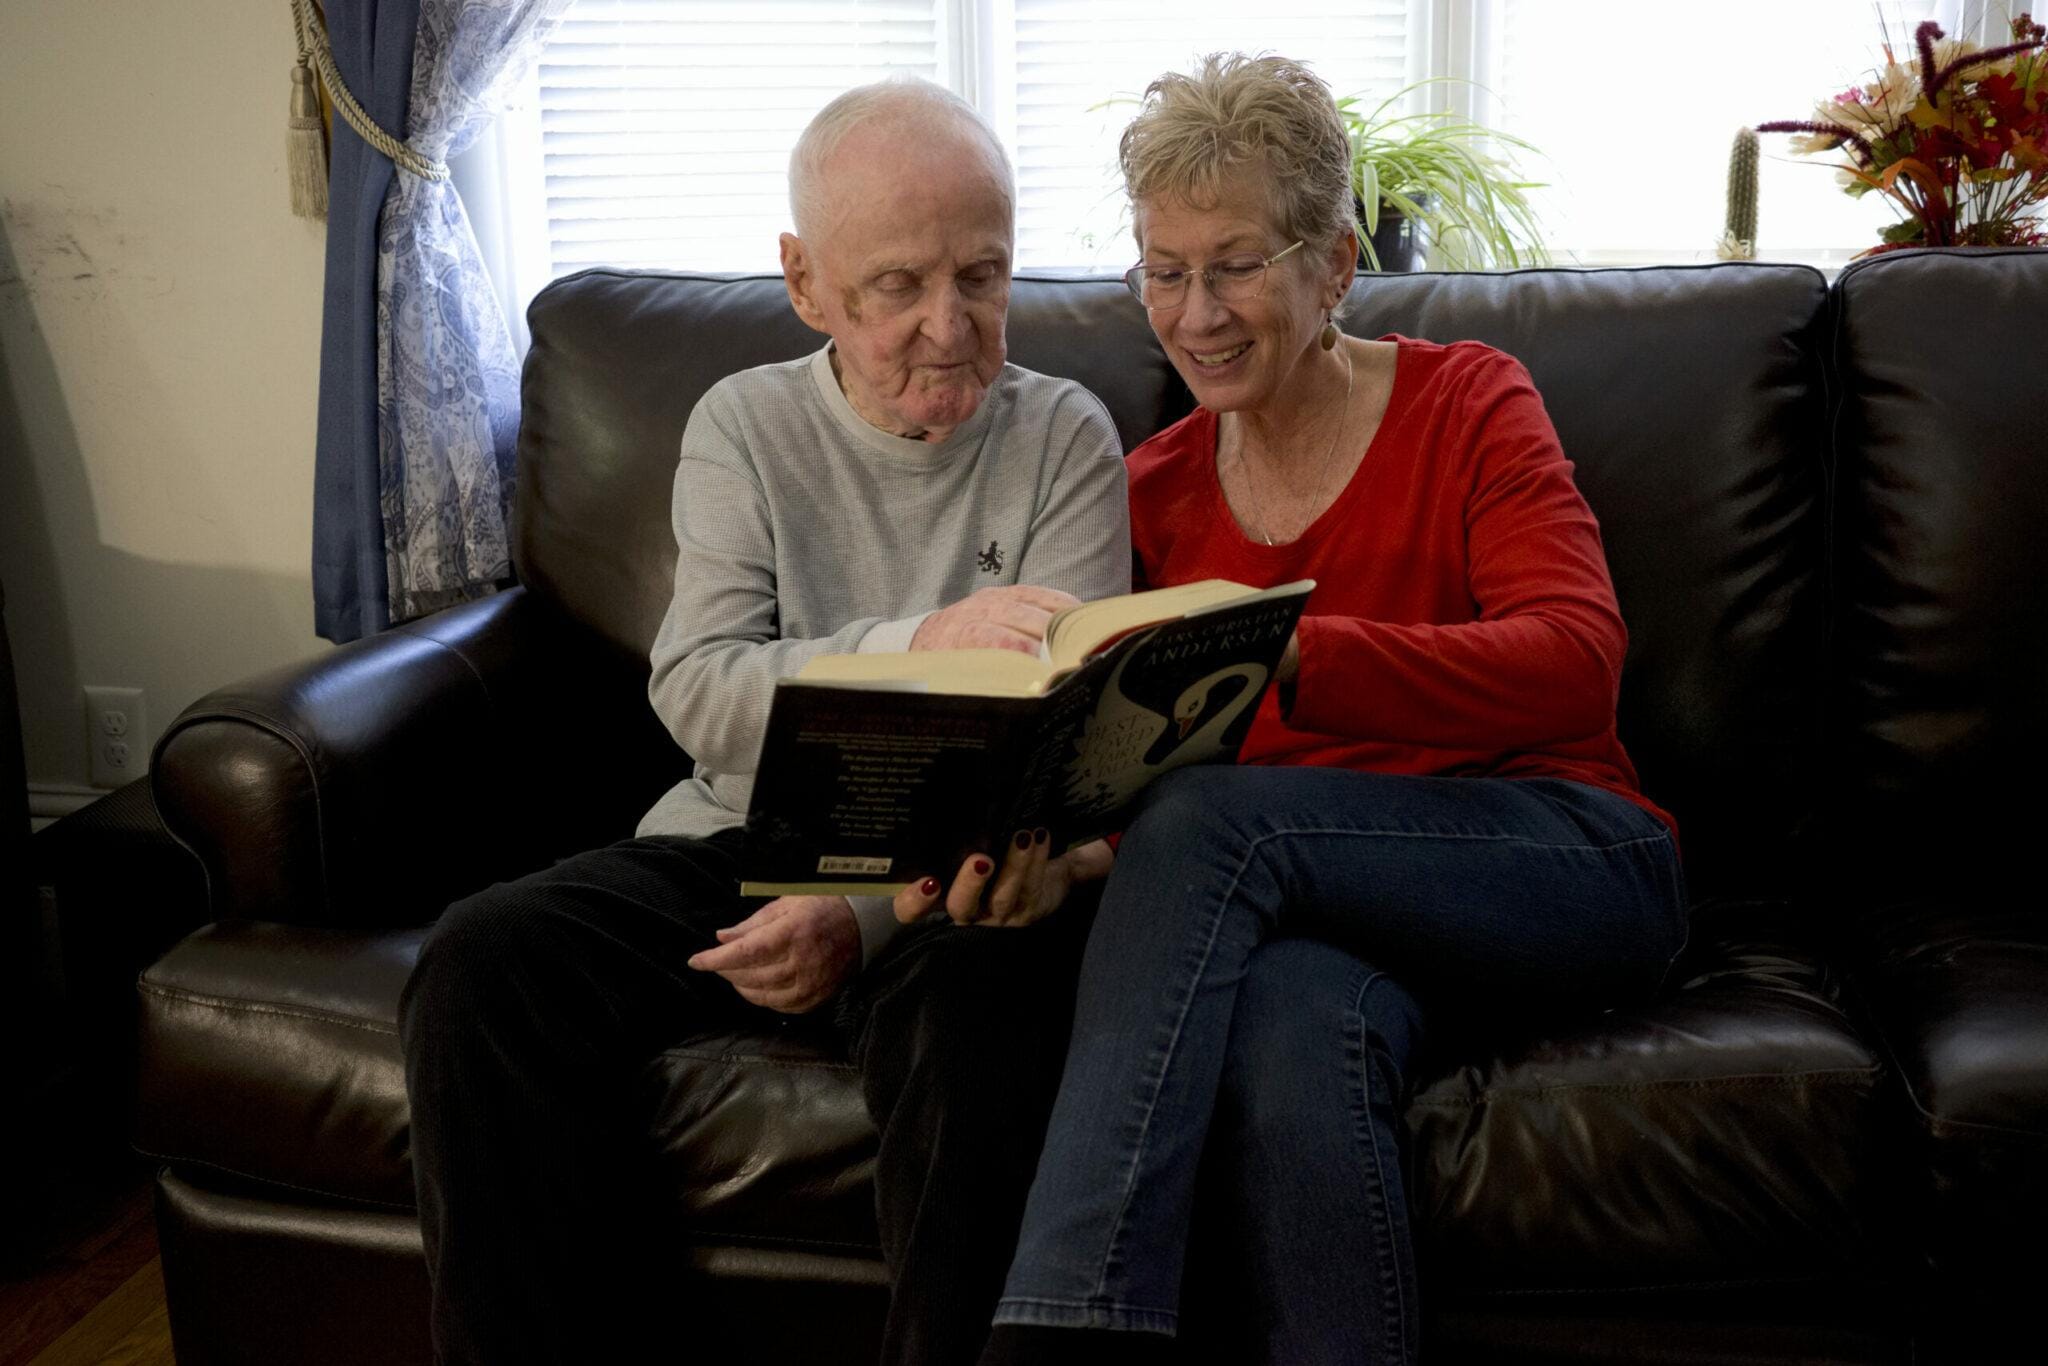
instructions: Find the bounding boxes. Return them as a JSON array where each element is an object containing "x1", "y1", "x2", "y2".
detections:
[
  {"x1": 489, "y1": 0, "x2": 2024, "y2": 302},
  {"x1": 1484, "y1": 0, "x2": 1979, "y2": 265},
  {"x1": 527, "y1": 0, "x2": 1418, "y2": 277},
  {"x1": 538, "y1": 1, "x2": 946, "y2": 274},
  {"x1": 1000, "y1": 1, "x2": 1414, "y2": 269}
]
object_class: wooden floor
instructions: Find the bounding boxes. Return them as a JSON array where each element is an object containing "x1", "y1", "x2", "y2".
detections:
[{"x1": 0, "y1": 1178, "x2": 175, "y2": 1366}]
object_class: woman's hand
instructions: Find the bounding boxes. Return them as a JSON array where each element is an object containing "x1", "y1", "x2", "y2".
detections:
[{"x1": 893, "y1": 835, "x2": 1116, "y2": 927}]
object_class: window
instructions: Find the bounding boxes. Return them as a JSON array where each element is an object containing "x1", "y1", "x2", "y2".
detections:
[
  {"x1": 1481, "y1": 0, "x2": 1996, "y2": 266},
  {"x1": 465, "y1": 0, "x2": 2021, "y2": 330},
  {"x1": 999, "y1": 2, "x2": 1412, "y2": 268},
  {"x1": 507, "y1": 0, "x2": 1418, "y2": 279},
  {"x1": 537, "y1": 2, "x2": 951, "y2": 276}
]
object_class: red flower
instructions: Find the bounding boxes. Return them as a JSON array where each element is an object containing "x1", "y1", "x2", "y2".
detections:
[{"x1": 1760, "y1": 16, "x2": 2048, "y2": 254}]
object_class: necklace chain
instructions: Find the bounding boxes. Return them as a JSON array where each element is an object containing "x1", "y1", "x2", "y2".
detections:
[{"x1": 1228, "y1": 340, "x2": 1356, "y2": 547}]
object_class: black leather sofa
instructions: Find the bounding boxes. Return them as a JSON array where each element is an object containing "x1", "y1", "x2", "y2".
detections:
[{"x1": 137, "y1": 250, "x2": 2047, "y2": 1365}]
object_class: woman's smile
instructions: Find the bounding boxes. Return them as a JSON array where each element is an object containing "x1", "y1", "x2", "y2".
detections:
[{"x1": 1187, "y1": 340, "x2": 1253, "y2": 371}]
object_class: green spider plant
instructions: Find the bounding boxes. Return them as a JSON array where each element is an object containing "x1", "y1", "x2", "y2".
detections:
[{"x1": 1340, "y1": 80, "x2": 1550, "y2": 270}]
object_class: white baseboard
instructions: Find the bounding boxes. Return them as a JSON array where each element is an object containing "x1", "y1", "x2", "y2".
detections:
[{"x1": 29, "y1": 783, "x2": 107, "y2": 822}]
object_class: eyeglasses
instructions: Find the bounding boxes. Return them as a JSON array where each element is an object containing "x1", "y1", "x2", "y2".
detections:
[{"x1": 1123, "y1": 240, "x2": 1305, "y2": 309}]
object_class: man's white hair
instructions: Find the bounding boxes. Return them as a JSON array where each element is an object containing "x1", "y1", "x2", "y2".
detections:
[{"x1": 788, "y1": 77, "x2": 1015, "y2": 239}]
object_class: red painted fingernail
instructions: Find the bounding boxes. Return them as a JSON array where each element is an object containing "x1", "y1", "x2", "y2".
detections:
[
  {"x1": 973, "y1": 856, "x2": 993, "y2": 875},
  {"x1": 920, "y1": 877, "x2": 940, "y2": 896},
  {"x1": 1033, "y1": 827, "x2": 1050, "y2": 845},
  {"x1": 1014, "y1": 830, "x2": 1033, "y2": 850}
]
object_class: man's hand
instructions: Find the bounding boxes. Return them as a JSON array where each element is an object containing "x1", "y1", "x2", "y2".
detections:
[
  {"x1": 894, "y1": 836, "x2": 1115, "y2": 927},
  {"x1": 911, "y1": 585, "x2": 1080, "y2": 655},
  {"x1": 688, "y1": 895, "x2": 860, "y2": 1013}
]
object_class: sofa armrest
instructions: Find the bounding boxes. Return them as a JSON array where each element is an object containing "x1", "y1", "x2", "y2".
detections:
[{"x1": 153, "y1": 588, "x2": 683, "y2": 930}]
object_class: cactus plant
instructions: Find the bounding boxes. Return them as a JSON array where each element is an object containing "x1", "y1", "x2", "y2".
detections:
[{"x1": 1717, "y1": 127, "x2": 1760, "y2": 260}]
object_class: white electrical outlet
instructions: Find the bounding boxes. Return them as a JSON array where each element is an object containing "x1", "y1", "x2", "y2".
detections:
[{"x1": 84, "y1": 685, "x2": 148, "y2": 788}]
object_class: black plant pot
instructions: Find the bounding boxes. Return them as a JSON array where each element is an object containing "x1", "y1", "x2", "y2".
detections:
[
  {"x1": 1369, "y1": 212, "x2": 1422, "y2": 272},
  {"x1": 1355, "y1": 193, "x2": 1424, "y2": 272}
]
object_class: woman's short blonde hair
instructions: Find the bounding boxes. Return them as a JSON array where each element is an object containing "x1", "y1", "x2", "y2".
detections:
[{"x1": 1118, "y1": 52, "x2": 1357, "y2": 254}]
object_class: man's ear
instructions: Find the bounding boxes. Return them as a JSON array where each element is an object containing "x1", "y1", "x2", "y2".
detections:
[{"x1": 780, "y1": 233, "x2": 831, "y2": 335}]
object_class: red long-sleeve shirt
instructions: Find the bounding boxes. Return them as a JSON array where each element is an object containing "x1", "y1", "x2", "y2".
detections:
[{"x1": 1129, "y1": 336, "x2": 1677, "y2": 840}]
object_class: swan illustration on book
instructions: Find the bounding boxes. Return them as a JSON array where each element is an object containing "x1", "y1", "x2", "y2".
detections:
[{"x1": 1061, "y1": 653, "x2": 1269, "y2": 821}]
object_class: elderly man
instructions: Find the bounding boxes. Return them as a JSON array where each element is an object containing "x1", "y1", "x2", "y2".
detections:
[{"x1": 399, "y1": 79, "x2": 1129, "y2": 1366}]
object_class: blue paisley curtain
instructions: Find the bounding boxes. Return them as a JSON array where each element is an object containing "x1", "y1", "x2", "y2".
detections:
[{"x1": 314, "y1": 0, "x2": 573, "y2": 642}]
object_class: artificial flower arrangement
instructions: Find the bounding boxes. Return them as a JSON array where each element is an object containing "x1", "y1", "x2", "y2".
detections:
[{"x1": 1759, "y1": 13, "x2": 2048, "y2": 253}]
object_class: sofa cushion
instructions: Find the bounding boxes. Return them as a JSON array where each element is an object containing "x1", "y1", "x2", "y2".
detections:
[
  {"x1": 1827, "y1": 247, "x2": 2048, "y2": 890},
  {"x1": 1849, "y1": 905, "x2": 2048, "y2": 1307},
  {"x1": 140, "y1": 906, "x2": 1887, "y2": 1290},
  {"x1": 137, "y1": 921, "x2": 423, "y2": 1210},
  {"x1": 136, "y1": 921, "x2": 879, "y2": 1257},
  {"x1": 1409, "y1": 901, "x2": 1889, "y2": 1293},
  {"x1": 1340, "y1": 265, "x2": 1832, "y2": 901},
  {"x1": 640, "y1": 1029, "x2": 879, "y2": 1254}
]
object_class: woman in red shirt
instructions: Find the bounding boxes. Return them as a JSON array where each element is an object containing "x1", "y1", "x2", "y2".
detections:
[{"x1": 917, "y1": 53, "x2": 1685, "y2": 1366}]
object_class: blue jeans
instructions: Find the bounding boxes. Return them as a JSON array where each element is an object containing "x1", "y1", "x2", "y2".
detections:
[{"x1": 992, "y1": 766, "x2": 1687, "y2": 1362}]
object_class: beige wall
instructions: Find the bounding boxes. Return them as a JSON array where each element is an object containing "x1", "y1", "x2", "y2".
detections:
[{"x1": 2, "y1": 1, "x2": 330, "y2": 794}]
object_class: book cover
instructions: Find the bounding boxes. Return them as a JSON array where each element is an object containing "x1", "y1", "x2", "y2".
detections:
[{"x1": 739, "y1": 581, "x2": 1311, "y2": 895}]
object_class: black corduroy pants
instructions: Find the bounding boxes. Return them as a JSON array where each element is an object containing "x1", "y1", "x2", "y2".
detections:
[{"x1": 399, "y1": 830, "x2": 1089, "y2": 1366}]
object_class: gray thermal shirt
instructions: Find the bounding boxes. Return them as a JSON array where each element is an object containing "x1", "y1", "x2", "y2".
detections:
[{"x1": 639, "y1": 345, "x2": 1131, "y2": 953}]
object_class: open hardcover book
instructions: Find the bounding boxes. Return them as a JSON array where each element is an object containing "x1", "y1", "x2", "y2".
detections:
[{"x1": 739, "y1": 579, "x2": 1313, "y2": 895}]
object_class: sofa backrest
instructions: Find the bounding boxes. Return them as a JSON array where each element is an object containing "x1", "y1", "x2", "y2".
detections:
[
  {"x1": 515, "y1": 272, "x2": 1183, "y2": 660},
  {"x1": 1338, "y1": 266, "x2": 1834, "y2": 900},
  {"x1": 1825, "y1": 247, "x2": 2047, "y2": 900},
  {"x1": 515, "y1": 265, "x2": 1835, "y2": 901}
]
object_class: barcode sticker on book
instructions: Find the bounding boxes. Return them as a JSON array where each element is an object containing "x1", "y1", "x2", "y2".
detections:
[{"x1": 818, "y1": 855, "x2": 894, "y2": 875}]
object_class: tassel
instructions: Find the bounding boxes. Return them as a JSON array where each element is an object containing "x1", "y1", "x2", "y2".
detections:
[{"x1": 287, "y1": 60, "x2": 329, "y2": 221}]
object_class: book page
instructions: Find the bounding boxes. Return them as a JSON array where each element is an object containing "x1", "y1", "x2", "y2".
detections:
[
  {"x1": 1042, "y1": 580, "x2": 1257, "y2": 670},
  {"x1": 795, "y1": 648, "x2": 1057, "y2": 698},
  {"x1": 1044, "y1": 579, "x2": 1321, "y2": 671}
]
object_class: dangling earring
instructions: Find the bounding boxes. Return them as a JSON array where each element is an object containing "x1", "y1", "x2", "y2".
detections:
[{"x1": 1319, "y1": 316, "x2": 1340, "y2": 351}]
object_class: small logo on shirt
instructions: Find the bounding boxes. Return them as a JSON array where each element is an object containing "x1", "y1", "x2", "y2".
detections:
[{"x1": 976, "y1": 540, "x2": 1004, "y2": 574}]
